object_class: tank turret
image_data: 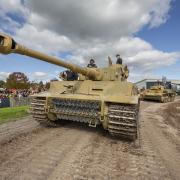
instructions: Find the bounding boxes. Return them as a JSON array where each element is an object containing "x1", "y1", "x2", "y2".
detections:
[{"x1": 0, "y1": 33, "x2": 128, "y2": 81}]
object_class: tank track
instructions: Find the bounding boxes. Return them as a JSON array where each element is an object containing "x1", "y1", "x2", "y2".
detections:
[
  {"x1": 51, "y1": 98, "x2": 100, "y2": 125},
  {"x1": 31, "y1": 97, "x2": 57, "y2": 127},
  {"x1": 161, "y1": 95, "x2": 175, "y2": 103},
  {"x1": 107, "y1": 104, "x2": 139, "y2": 140}
]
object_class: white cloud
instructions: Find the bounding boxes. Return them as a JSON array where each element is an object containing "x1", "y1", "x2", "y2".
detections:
[
  {"x1": 32, "y1": 71, "x2": 47, "y2": 81},
  {"x1": 0, "y1": 72, "x2": 10, "y2": 81},
  {"x1": 0, "y1": 0, "x2": 28, "y2": 33},
  {"x1": 126, "y1": 49, "x2": 180, "y2": 70},
  {"x1": 149, "y1": 0, "x2": 171, "y2": 28},
  {"x1": 27, "y1": 0, "x2": 172, "y2": 39},
  {"x1": 31, "y1": 71, "x2": 61, "y2": 82},
  {"x1": 33, "y1": 72, "x2": 47, "y2": 77},
  {"x1": 14, "y1": 24, "x2": 73, "y2": 54},
  {"x1": 128, "y1": 72, "x2": 161, "y2": 83},
  {"x1": 0, "y1": 11, "x2": 22, "y2": 32},
  {"x1": 65, "y1": 37, "x2": 180, "y2": 71},
  {"x1": 0, "y1": 0, "x2": 179, "y2": 82},
  {"x1": 0, "y1": 0, "x2": 25, "y2": 13}
]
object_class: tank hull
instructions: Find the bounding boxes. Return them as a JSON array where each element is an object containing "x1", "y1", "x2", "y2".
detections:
[
  {"x1": 142, "y1": 87, "x2": 176, "y2": 103},
  {"x1": 30, "y1": 80, "x2": 139, "y2": 140},
  {"x1": 142, "y1": 94, "x2": 162, "y2": 101}
]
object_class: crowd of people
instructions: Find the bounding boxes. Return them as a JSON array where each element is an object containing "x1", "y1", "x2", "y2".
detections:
[
  {"x1": 0, "y1": 88, "x2": 48, "y2": 108},
  {"x1": 0, "y1": 88, "x2": 47, "y2": 99},
  {"x1": 0, "y1": 89, "x2": 30, "y2": 99}
]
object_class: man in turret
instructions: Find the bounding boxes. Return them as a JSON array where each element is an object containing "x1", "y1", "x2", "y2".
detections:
[
  {"x1": 87, "y1": 59, "x2": 97, "y2": 68},
  {"x1": 116, "y1": 54, "x2": 123, "y2": 64},
  {"x1": 59, "y1": 70, "x2": 78, "y2": 81}
]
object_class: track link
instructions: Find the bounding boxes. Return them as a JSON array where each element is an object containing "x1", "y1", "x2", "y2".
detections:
[
  {"x1": 51, "y1": 98, "x2": 100, "y2": 125},
  {"x1": 31, "y1": 97, "x2": 57, "y2": 127},
  {"x1": 108, "y1": 104, "x2": 139, "y2": 140}
]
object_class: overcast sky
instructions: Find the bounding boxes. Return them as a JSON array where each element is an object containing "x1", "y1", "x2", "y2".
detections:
[{"x1": 0, "y1": 0, "x2": 179, "y2": 82}]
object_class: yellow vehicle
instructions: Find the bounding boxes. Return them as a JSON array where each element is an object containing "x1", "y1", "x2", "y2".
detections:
[
  {"x1": 141, "y1": 85, "x2": 175, "y2": 103},
  {"x1": 0, "y1": 33, "x2": 140, "y2": 140}
]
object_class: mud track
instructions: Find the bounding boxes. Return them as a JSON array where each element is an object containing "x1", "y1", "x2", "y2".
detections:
[{"x1": 0, "y1": 100, "x2": 180, "y2": 180}]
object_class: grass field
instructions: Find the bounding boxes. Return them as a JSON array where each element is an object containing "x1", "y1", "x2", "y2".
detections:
[{"x1": 0, "y1": 106, "x2": 29, "y2": 124}]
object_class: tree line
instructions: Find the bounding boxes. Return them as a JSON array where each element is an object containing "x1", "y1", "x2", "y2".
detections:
[{"x1": 0, "y1": 72, "x2": 50, "y2": 90}]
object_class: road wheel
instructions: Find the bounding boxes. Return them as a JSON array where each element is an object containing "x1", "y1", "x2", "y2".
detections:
[
  {"x1": 171, "y1": 96, "x2": 175, "y2": 102},
  {"x1": 161, "y1": 97, "x2": 165, "y2": 103},
  {"x1": 168, "y1": 96, "x2": 171, "y2": 102}
]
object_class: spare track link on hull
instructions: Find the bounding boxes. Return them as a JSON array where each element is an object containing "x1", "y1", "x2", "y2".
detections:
[
  {"x1": 31, "y1": 97, "x2": 57, "y2": 127},
  {"x1": 108, "y1": 104, "x2": 139, "y2": 140},
  {"x1": 52, "y1": 98, "x2": 100, "y2": 125}
]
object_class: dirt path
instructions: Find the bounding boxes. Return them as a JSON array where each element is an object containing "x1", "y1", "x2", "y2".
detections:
[
  {"x1": 0, "y1": 116, "x2": 39, "y2": 144},
  {"x1": 140, "y1": 100, "x2": 180, "y2": 180},
  {"x1": 0, "y1": 100, "x2": 180, "y2": 180}
]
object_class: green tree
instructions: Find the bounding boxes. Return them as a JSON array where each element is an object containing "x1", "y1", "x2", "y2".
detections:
[
  {"x1": 38, "y1": 81, "x2": 44, "y2": 91},
  {"x1": 0, "y1": 80, "x2": 5, "y2": 88},
  {"x1": 6, "y1": 72, "x2": 30, "y2": 89},
  {"x1": 45, "y1": 82, "x2": 50, "y2": 89},
  {"x1": 30, "y1": 81, "x2": 38, "y2": 89},
  {"x1": 39, "y1": 81, "x2": 44, "y2": 88}
]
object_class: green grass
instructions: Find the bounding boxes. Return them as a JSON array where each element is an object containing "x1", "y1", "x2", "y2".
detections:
[{"x1": 0, "y1": 106, "x2": 29, "y2": 124}]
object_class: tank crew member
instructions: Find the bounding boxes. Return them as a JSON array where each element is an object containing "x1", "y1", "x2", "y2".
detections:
[
  {"x1": 123, "y1": 65, "x2": 129, "y2": 79},
  {"x1": 66, "y1": 70, "x2": 78, "y2": 81},
  {"x1": 116, "y1": 54, "x2": 123, "y2": 64},
  {"x1": 60, "y1": 70, "x2": 78, "y2": 81},
  {"x1": 59, "y1": 71, "x2": 67, "y2": 80},
  {"x1": 87, "y1": 59, "x2": 97, "y2": 68}
]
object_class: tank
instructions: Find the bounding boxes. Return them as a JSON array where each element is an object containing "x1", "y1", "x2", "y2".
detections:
[
  {"x1": 0, "y1": 33, "x2": 140, "y2": 140},
  {"x1": 141, "y1": 85, "x2": 176, "y2": 103}
]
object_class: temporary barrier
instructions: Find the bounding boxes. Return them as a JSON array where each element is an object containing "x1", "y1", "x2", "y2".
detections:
[
  {"x1": 0, "y1": 97, "x2": 31, "y2": 108},
  {"x1": 10, "y1": 97, "x2": 31, "y2": 107},
  {"x1": 0, "y1": 97, "x2": 10, "y2": 108}
]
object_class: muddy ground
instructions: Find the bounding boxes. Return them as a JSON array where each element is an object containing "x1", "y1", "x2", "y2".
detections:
[{"x1": 0, "y1": 100, "x2": 180, "y2": 180}]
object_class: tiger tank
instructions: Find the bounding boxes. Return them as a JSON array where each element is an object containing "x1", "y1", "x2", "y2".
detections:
[
  {"x1": 141, "y1": 85, "x2": 176, "y2": 103},
  {"x1": 0, "y1": 33, "x2": 140, "y2": 140}
]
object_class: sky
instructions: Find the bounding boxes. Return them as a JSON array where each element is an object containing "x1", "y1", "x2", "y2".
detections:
[{"x1": 0, "y1": 0, "x2": 179, "y2": 82}]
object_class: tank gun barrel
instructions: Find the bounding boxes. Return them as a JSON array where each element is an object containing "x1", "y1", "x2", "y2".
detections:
[{"x1": 0, "y1": 33, "x2": 101, "y2": 80}]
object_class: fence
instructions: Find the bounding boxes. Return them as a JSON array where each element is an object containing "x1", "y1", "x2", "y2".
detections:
[
  {"x1": 0, "y1": 97, "x2": 10, "y2": 108},
  {"x1": 0, "y1": 97, "x2": 31, "y2": 108}
]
